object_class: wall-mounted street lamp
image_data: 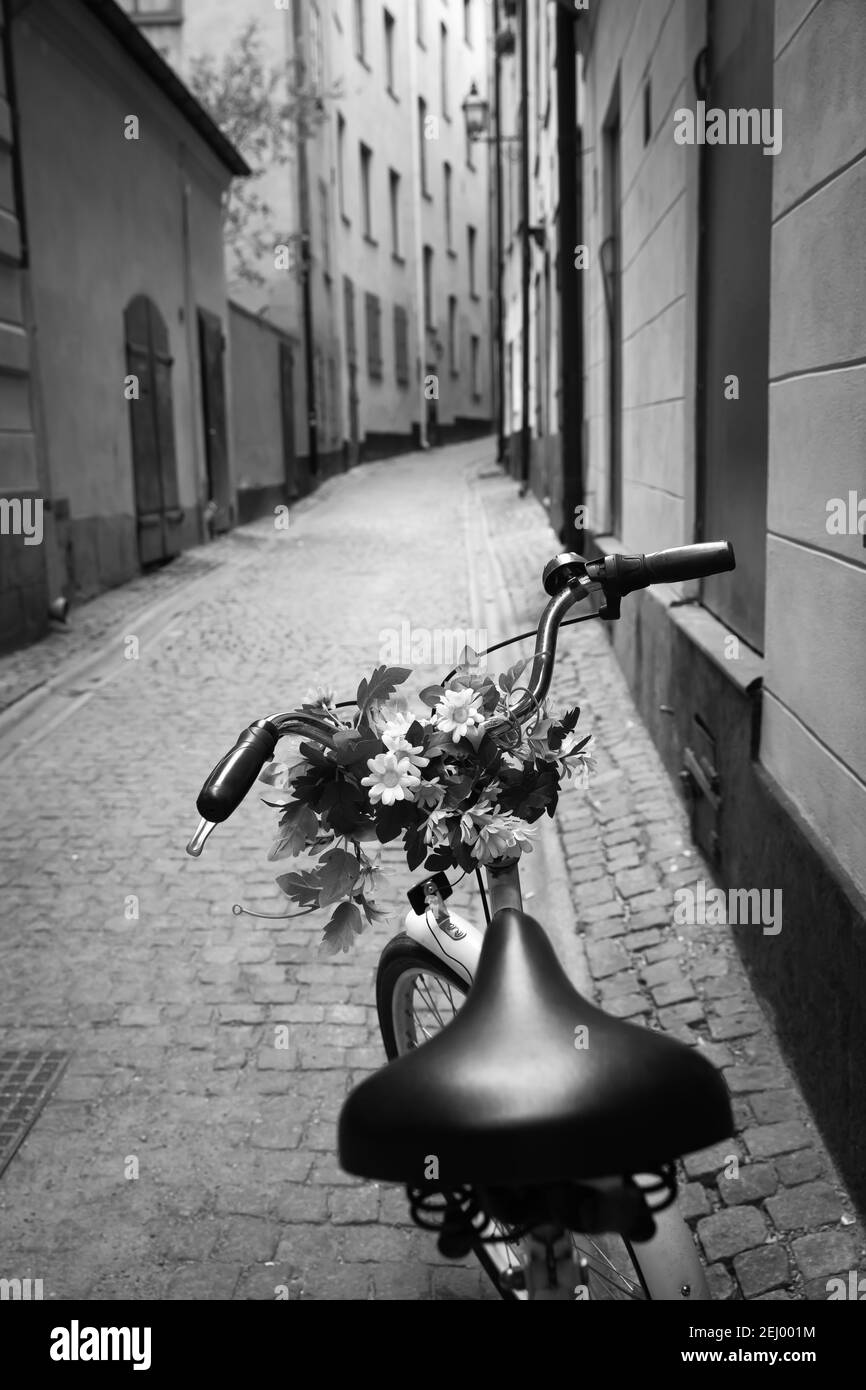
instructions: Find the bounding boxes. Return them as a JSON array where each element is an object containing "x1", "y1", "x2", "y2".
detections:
[{"x1": 462, "y1": 81, "x2": 520, "y2": 144}]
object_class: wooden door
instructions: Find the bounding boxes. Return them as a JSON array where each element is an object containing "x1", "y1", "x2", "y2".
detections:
[
  {"x1": 279, "y1": 340, "x2": 297, "y2": 497},
  {"x1": 197, "y1": 308, "x2": 231, "y2": 533},
  {"x1": 124, "y1": 295, "x2": 182, "y2": 567}
]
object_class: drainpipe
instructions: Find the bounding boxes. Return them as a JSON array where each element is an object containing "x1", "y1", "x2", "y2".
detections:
[
  {"x1": 519, "y1": 0, "x2": 531, "y2": 490},
  {"x1": 292, "y1": 0, "x2": 318, "y2": 480},
  {"x1": 556, "y1": 2, "x2": 583, "y2": 544},
  {"x1": 493, "y1": 0, "x2": 505, "y2": 464}
]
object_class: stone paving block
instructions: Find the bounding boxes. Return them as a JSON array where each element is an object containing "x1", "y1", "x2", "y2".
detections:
[
  {"x1": 708, "y1": 1013, "x2": 762, "y2": 1041},
  {"x1": 586, "y1": 939, "x2": 630, "y2": 979},
  {"x1": 679, "y1": 1181, "x2": 711, "y2": 1220},
  {"x1": 733, "y1": 1220, "x2": 789, "y2": 1309},
  {"x1": 651, "y1": 979, "x2": 696, "y2": 1008},
  {"x1": 749, "y1": 1090, "x2": 801, "y2": 1126},
  {"x1": 604, "y1": 993, "x2": 652, "y2": 1019},
  {"x1": 166, "y1": 1262, "x2": 243, "y2": 1300},
  {"x1": 597, "y1": 969, "x2": 640, "y2": 999},
  {"x1": 705, "y1": 1262, "x2": 737, "y2": 1300},
  {"x1": 615, "y1": 866, "x2": 660, "y2": 899},
  {"x1": 657, "y1": 1000, "x2": 704, "y2": 1028},
  {"x1": 723, "y1": 1064, "x2": 790, "y2": 1093},
  {"x1": 684, "y1": 1139, "x2": 744, "y2": 1180},
  {"x1": 744, "y1": 1121, "x2": 812, "y2": 1160},
  {"x1": 792, "y1": 1230, "x2": 859, "y2": 1281},
  {"x1": 776, "y1": 1150, "x2": 824, "y2": 1187},
  {"x1": 697, "y1": 1206, "x2": 769, "y2": 1262},
  {"x1": 328, "y1": 1187, "x2": 381, "y2": 1224},
  {"x1": 641, "y1": 958, "x2": 684, "y2": 987},
  {"x1": 765, "y1": 1181, "x2": 845, "y2": 1232},
  {"x1": 717, "y1": 1163, "x2": 778, "y2": 1206}
]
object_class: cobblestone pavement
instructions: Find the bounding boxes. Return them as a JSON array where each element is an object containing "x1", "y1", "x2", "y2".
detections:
[{"x1": 0, "y1": 440, "x2": 862, "y2": 1301}]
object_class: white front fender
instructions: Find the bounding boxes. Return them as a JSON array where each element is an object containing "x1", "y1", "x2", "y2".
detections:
[{"x1": 403, "y1": 908, "x2": 484, "y2": 991}]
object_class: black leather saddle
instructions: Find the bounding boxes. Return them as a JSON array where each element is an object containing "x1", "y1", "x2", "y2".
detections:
[{"x1": 338, "y1": 908, "x2": 733, "y2": 1186}]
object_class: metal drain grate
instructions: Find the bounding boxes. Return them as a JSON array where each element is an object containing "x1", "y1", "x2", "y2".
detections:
[{"x1": 0, "y1": 1050, "x2": 70, "y2": 1179}]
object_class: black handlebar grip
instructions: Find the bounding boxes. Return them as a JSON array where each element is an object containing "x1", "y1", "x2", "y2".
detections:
[
  {"x1": 196, "y1": 720, "x2": 279, "y2": 823},
  {"x1": 643, "y1": 541, "x2": 735, "y2": 585}
]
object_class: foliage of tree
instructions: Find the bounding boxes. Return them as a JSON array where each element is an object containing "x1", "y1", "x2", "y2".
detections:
[{"x1": 187, "y1": 21, "x2": 338, "y2": 286}]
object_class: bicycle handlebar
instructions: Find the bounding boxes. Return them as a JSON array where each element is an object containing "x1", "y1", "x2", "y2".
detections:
[
  {"x1": 505, "y1": 540, "x2": 735, "y2": 724},
  {"x1": 187, "y1": 540, "x2": 735, "y2": 849}
]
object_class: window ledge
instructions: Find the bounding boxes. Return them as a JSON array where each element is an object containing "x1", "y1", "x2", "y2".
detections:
[
  {"x1": 387, "y1": 89, "x2": 399, "y2": 103},
  {"x1": 363, "y1": 234, "x2": 379, "y2": 248},
  {"x1": 447, "y1": 248, "x2": 457, "y2": 260},
  {"x1": 422, "y1": 190, "x2": 433, "y2": 202},
  {"x1": 341, "y1": 213, "x2": 351, "y2": 228},
  {"x1": 391, "y1": 252, "x2": 406, "y2": 266}
]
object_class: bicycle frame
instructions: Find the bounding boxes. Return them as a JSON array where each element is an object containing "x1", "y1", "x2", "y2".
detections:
[{"x1": 403, "y1": 858, "x2": 711, "y2": 1301}]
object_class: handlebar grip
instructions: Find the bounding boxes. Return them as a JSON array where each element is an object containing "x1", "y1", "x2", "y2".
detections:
[
  {"x1": 643, "y1": 541, "x2": 735, "y2": 585},
  {"x1": 196, "y1": 720, "x2": 279, "y2": 823}
]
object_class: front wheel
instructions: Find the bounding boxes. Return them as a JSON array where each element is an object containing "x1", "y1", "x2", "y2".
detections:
[{"x1": 376, "y1": 933, "x2": 662, "y2": 1300}]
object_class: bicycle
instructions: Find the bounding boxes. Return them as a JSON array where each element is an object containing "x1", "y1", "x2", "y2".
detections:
[{"x1": 187, "y1": 540, "x2": 737, "y2": 1301}]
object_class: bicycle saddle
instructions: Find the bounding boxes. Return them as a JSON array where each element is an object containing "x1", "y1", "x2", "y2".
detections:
[{"x1": 338, "y1": 908, "x2": 733, "y2": 1186}]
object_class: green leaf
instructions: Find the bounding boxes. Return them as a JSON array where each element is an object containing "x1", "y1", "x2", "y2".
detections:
[
  {"x1": 356, "y1": 665, "x2": 412, "y2": 715},
  {"x1": 267, "y1": 803, "x2": 319, "y2": 860},
  {"x1": 375, "y1": 802, "x2": 410, "y2": 842},
  {"x1": 298, "y1": 740, "x2": 332, "y2": 768},
  {"x1": 333, "y1": 737, "x2": 382, "y2": 768},
  {"x1": 418, "y1": 685, "x2": 444, "y2": 708},
  {"x1": 498, "y1": 659, "x2": 528, "y2": 695},
  {"x1": 318, "y1": 779, "x2": 366, "y2": 835},
  {"x1": 357, "y1": 894, "x2": 388, "y2": 927},
  {"x1": 259, "y1": 760, "x2": 292, "y2": 788},
  {"x1": 319, "y1": 899, "x2": 365, "y2": 956},
  {"x1": 275, "y1": 868, "x2": 321, "y2": 908},
  {"x1": 317, "y1": 847, "x2": 362, "y2": 907}
]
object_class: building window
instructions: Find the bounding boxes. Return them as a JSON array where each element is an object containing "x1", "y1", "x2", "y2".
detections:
[
  {"x1": 444, "y1": 162, "x2": 453, "y2": 252},
  {"x1": 467, "y1": 225, "x2": 477, "y2": 297},
  {"x1": 448, "y1": 296, "x2": 458, "y2": 375},
  {"x1": 328, "y1": 358, "x2": 338, "y2": 443},
  {"x1": 440, "y1": 23, "x2": 449, "y2": 118},
  {"x1": 344, "y1": 276, "x2": 357, "y2": 365},
  {"x1": 365, "y1": 292, "x2": 383, "y2": 379},
  {"x1": 310, "y1": 2, "x2": 323, "y2": 89},
  {"x1": 354, "y1": 0, "x2": 366, "y2": 62},
  {"x1": 389, "y1": 169, "x2": 401, "y2": 259},
  {"x1": 471, "y1": 334, "x2": 481, "y2": 400},
  {"x1": 360, "y1": 142, "x2": 373, "y2": 239},
  {"x1": 419, "y1": 98, "x2": 429, "y2": 196},
  {"x1": 416, "y1": 0, "x2": 424, "y2": 47},
  {"x1": 337, "y1": 113, "x2": 348, "y2": 221},
  {"x1": 423, "y1": 246, "x2": 434, "y2": 329},
  {"x1": 464, "y1": 0, "x2": 472, "y2": 46},
  {"x1": 394, "y1": 305, "x2": 410, "y2": 386},
  {"x1": 319, "y1": 179, "x2": 331, "y2": 279},
  {"x1": 384, "y1": 9, "x2": 396, "y2": 96}
]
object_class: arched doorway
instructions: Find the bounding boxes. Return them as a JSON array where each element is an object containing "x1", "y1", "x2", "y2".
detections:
[{"x1": 124, "y1": 295, "x2": 183, "y2": 567}]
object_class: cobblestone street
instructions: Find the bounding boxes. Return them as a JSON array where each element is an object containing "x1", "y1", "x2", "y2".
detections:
[{"x1": 0, "y1": 439, "x2": 862, "y2": 1300}]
